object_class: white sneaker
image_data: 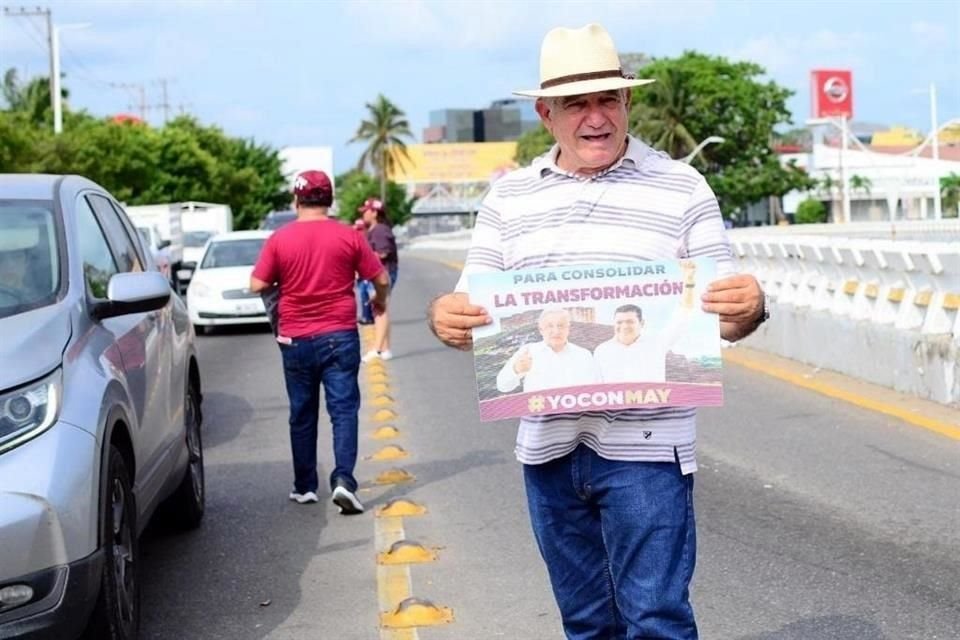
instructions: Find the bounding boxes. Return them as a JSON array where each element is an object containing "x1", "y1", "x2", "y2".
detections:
[
  {"x1": 331, "y1": 485, "x2": 364, "y2": 515},
  {"x1": 379, "y1": 350, "x2": 393, "y2": 361},
  {"x1": 361, "y1": 350, "x2": 380, "y2": 363},
  {"x1": 289, "y1": 491, "x2": 319, "y2": 504}
]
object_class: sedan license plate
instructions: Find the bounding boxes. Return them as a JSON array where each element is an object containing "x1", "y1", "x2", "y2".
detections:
[{"x1": 236, "y1": 302, "x2": 259, "y2": 315}]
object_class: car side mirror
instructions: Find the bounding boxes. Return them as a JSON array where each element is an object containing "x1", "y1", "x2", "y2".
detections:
[
  {"x1": 158, "y1": 239, "x2": 172, "y2": 250},
  {"x1": 91, "y1": 271, "x2": 171, "y2": 320}
]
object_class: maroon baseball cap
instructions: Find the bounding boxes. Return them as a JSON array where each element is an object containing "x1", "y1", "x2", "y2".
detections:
[
  {"x1": 358, "y1": 197, "x2": 384, "y2": 213},
  {"x1": 293, "y1": 170, "x2": 333, "y2": 203}
]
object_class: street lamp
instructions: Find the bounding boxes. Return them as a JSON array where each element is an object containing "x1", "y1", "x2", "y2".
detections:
[
  {"x1": 52, "y1": 22, "x2": 91, "y2": 135},
  {"x1": 806, "y1": 116, "x2": 851, "y2": 223},
  {"x1": 681, "y1": 136, "x2": 725, "y2": 164}
]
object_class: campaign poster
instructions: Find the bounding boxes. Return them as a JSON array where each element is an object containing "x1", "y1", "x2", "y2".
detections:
[{"x1": 468, "y1": 259, "x2": 723, "y2": 422}]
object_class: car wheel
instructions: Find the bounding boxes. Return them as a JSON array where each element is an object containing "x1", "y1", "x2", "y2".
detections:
[
  {"x1": 83, "y1": 445, "x2": 139, "y2": 640},
  {"x1": 162, "y1": 379, "x2": 205, "y2": 529}
]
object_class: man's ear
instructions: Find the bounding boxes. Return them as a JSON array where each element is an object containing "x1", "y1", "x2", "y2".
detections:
[{"x1": 535, "y1": 98, "x2": 553, "y2": 132}]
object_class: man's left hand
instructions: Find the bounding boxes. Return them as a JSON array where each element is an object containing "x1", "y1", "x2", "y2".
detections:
[{"x1": 701, "y1": 274, "x2": 764, "y2": 339}]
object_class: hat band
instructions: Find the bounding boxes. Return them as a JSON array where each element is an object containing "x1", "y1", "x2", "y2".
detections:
[{"x1": 540, "y1": 68, "x2": 624, "y2": 89}]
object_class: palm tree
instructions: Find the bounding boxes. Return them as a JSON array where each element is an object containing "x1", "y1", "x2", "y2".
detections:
[
  {"x1": 349, "y1": 94, "x2": 413, "y2": 203},
  {"x1": 849, "y1": 174, "x2": 872, "y2": 197},
  {"x1": 629, "y1": 68, "x2": 698, "y2": 160},
  {"x1": 941, "y1": 173, "x2": 960, "y2": 218}
]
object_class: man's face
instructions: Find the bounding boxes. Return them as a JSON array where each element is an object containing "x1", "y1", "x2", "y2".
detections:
[
  {"x1": 539, "y1": 313, "x2": 571, "y2": 351},
  {"x1": 613, "y1": 311, "x2": 642, "y2": 345},
  {"x1": 535, "y1": 89, "x2": 630, "y2": 176}
]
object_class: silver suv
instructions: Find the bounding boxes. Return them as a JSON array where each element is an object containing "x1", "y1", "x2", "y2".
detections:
[{"x1": 0, "y1": 175, "x2": 205, "y2": 639}]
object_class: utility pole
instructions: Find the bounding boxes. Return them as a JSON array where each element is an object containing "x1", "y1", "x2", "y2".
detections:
[
  {"x1": 3, "y1": 6, "x2": 55, "y2": 133},
  {"x1": 154, "y1": 77, "x2": 174, "y2": 124},
  {"x1": 109, "y1": 81, "x2": 147, "y2": 120}
]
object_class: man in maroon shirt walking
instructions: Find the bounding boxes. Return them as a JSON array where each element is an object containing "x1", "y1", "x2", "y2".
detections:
[{"x1": 251, "y1": 170, "x2": 389, "y2": 514}]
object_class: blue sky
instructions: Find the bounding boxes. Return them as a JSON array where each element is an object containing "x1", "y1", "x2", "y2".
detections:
[{"x1": 2, "y1": 0, "x2": 958, "y2": 175}]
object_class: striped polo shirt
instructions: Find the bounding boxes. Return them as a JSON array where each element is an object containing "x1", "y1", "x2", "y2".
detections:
[{"x1": 455, "y1": 135, "x2": 734, "y2": 474}]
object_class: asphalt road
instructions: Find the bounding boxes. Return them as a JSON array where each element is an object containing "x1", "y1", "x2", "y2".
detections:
[{"x1": 139, "y1": 254, "x2": 960, "y2": 640}]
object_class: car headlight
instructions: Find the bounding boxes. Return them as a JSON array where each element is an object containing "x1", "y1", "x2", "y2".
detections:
[
  {"x1": 190, "y1": 282, "x2": 212, "y2": 298},
  {"x1": 0, "y1": 369, "x2": 62, "y2": 454}
]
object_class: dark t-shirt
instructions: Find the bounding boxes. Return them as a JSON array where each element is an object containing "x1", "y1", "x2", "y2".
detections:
[
  {"x1": 367, "y1": 224, "x2": 398, "y2": 269},
  {"x1": 252, "y1": 219, "x2": 383, "y2": 338}
]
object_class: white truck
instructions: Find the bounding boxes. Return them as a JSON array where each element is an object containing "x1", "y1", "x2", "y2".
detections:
[
  {"x1": 178, "y1": 202, "x2": 233, "y2": 267},
  {"x1": 125, "y1": 203, "x2": 185, "y2": 290}
]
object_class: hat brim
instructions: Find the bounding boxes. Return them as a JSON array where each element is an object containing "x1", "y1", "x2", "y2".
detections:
[{"x1": 512, "y1": 76, "x2": 655, "y2": 98}]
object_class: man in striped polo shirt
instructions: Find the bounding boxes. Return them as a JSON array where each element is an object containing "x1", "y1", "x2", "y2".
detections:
[{"x1": 428, "y1": 23, "x2": 767, "y2": 639}]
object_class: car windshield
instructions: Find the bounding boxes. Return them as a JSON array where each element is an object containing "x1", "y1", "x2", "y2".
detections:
[
  {"x1": 0, "y1": 201, "x2": 60, "y2": 319},
  {"x1": 261, "y1": 211, "x2": 295, "y2": 230},
  {"x1": 184, "y1": 231, "x2": 213, "y2": 247},
  {"x1": 199, "y1": 238, "x2": 265, "y2": 269}
]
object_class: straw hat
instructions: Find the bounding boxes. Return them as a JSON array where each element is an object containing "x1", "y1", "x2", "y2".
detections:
[{"x1": 513, "y1": 23, "x2": 654, "y2": 98}]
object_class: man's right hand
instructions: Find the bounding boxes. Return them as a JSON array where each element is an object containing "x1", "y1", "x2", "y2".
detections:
[
  {"x1": 370, "y1": 296, "x2": 388, "y2": 316},
  {"x1": 428, "y1": 292, "x2": 491, "y2": 350},
  {"x1": 513, "y1": 347, "x2": 532, "y2": 375}
]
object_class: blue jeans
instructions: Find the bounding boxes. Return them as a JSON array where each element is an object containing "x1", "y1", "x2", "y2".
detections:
[
  {"x1": 279, "y1": 329, "x2": 361, "y2": 494},
  {"x1": 523, "y1": 444, "x2": 698, "y2": 639},
  {"x1": 357, "y1": 281, "x2": 374, "y2": 323}
]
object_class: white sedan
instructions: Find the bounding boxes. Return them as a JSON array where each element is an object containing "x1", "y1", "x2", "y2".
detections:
[{"x1": 186, "y1": 230, "x2": 272, "y2": 334}]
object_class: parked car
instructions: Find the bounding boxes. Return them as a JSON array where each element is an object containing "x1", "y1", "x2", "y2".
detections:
[
  {"x1": 0, "y1": 174, "x2": 205, "y2": 639},
  {"x1": 185, "y1": 230, "x2": 272, "y2": 334},
  {"x1": 258, "y1": 210, "x2": 296, "y2": 231}
]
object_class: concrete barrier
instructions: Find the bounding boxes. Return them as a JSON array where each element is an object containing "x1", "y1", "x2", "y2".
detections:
[{"x1": 731, "y1": 232, "x2": 959, "y2": 407}]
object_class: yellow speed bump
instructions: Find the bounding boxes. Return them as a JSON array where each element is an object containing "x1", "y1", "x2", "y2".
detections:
[
  {"x1": 378, "y1": 540, "x2": 438, "y2": 565},
  {"x1": 366, "y1": 360, "x2": 387, "y2": 374},
  {"x1": 367, "y1": 372, "x2": 389, "y2": 384},
  {"x1": 372, "y1": 395, "x2": 394, "y2": 407},
  {"x1": 374, "y1": 468, "x2": 415, "y2": 485},
  {"x1": 376, "y1": 499, "x2": 427, "y2": 518},
  {"x1": 368, "y1": 445, "x2": 408, "y2": 461},
  {"x1": 372, "y1": 425, "x2": 400, "y2": 440},
  {"x1": 381, "y1": 597, "x2": 453, "y2": 629},
  {"x1": 369, "y1": 382, "x2": 390, "y2": 395},
  {"x1": 374, "y1": 408, "x2": 397, "y2": 422}
]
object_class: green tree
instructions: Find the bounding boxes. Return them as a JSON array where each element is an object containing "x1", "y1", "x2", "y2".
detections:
[
  {"x1": 630, "y1": 67, "x2": 698, "y2": 159},
  {"x1": 334, "y1": 170, "x2": 415, "y2": 227},
  {"x1": 795, "y1": 198, "x2": 827, "y2": 224},
  {"x1": 349, "y1": 94, "x2": 413, "y2": 203},
  {"x1": 631, "y1": 52, "x2": 813, "y2": 216},
  {"x1": 849, "y1": 174, "x2": 872, "y2": 196},
  {"x1": 2, "y1": 69, "x2": 65, "y2": 127},
  {"x1": 940, "y1": 173, "x2": 960, "y2": 218},
  {"x1": 515, "y1": 124, "x2": 554, "y2": 166}
]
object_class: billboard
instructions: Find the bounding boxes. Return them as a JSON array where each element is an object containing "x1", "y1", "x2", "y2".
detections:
[
  {"x1": 388, "y1": 142, "x2": 518, "y2": 184},
  {"x1": 811, "y1": 70, "x2": 853, "y2": 119}
]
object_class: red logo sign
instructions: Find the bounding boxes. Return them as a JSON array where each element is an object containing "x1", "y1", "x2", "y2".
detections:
[{"x1": 811, "y1": 70, "x2": 853, "y2": 119}]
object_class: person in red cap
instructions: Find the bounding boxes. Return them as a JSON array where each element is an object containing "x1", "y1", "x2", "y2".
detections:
[
  {"x1": 358, "y1": 197, "x2": 399, "y2": 362},
  {"x1": 250, "y1": 170, "x2": 390, "y2": 514}
]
